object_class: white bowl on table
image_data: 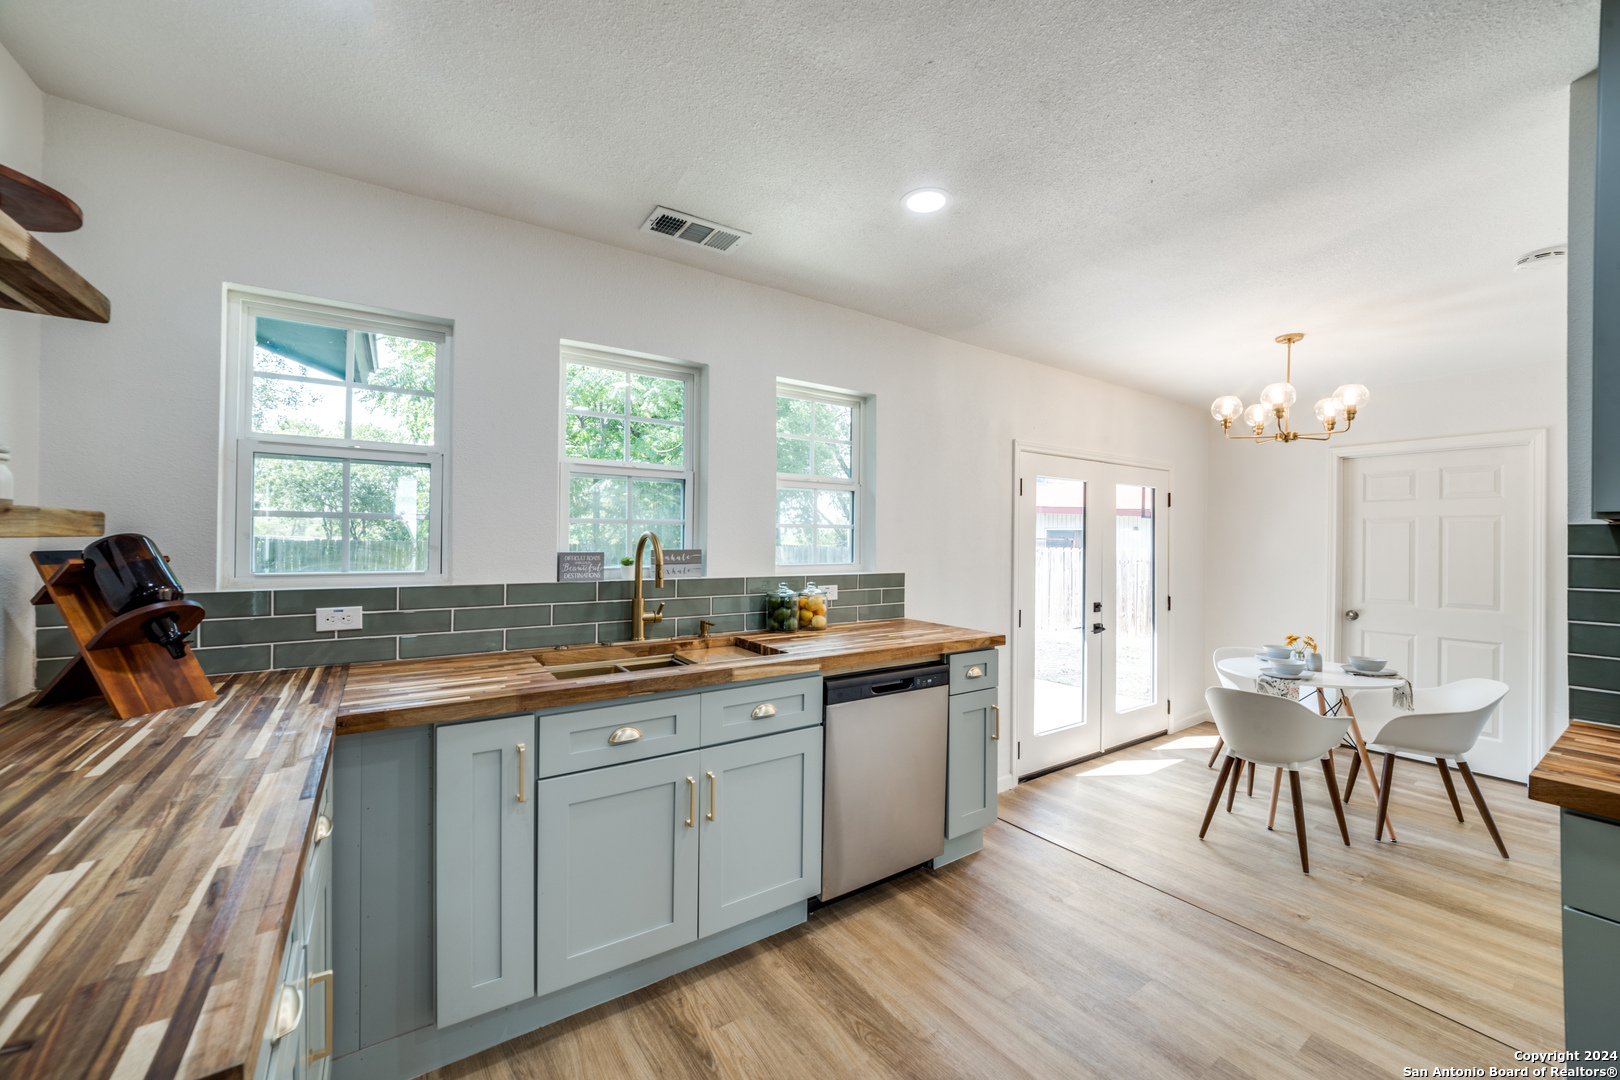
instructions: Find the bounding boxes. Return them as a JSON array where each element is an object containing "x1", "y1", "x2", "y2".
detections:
[
  {"x1": 1262, "y1": 644, "x2": 1293, "y2": 659},
  {"x1": 1265, "y1": 657, "x2": 1307, "y2": 677},
  {"x1": 1347, "y1": 656, "x2": 1387, "y2": 674}
]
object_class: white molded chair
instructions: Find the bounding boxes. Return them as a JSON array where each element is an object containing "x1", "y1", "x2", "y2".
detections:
[
  {"x1": 1361, "y1": 678, "x2": 1511, "y2": 858},
  {"x1": 1208, "y1": 647, "x2": 1260, "y2": 768},
  {"x1": 1202, "y1": 687, "x2": 1351, "y2": 873}
]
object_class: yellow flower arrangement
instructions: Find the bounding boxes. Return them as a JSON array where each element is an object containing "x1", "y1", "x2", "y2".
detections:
[{"x1": 1284, "y1": 634, "x2": 1317, "y2": 655}]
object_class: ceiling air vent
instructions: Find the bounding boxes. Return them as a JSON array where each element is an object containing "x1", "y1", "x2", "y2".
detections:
[{"x1": 640, "y1": 206, "x2": 751, "y2": 254}]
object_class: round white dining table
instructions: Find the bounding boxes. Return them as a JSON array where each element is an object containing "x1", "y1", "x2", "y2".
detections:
[{"x1": 1214, "y1": 656, "x2": 1408, "y2": 840}]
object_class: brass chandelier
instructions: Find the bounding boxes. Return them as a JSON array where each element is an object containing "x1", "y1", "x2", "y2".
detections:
[{"x1": 1210, "y1": 333, "x2": 1369, "y2": 443}]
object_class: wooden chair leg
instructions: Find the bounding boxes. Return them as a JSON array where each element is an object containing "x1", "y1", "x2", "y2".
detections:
[
  {"x1": 1201, "y1": 755, "x2": 1236, "y2": 838},
  {"x1": 1208, "y1": 736, "x2": 1225, "y2": 768},
  {"x1": 1247, "y1": 760, "x2": 1255, "y2": 797},
  {"x1": 1321, "y1": 756, "x2": 1350, "y2": 846},
  {"x1": 1456, "y1": 761, "x2": 1510, "y2": 859},
  {"x1": 1226, "y1": 757, "x2": 1243, "y2": 812},
  {"x1": 1435, "y1": 758, "x2": 1464, "y2": 822},
  {"x1": 1267, "y1": 767, "x2": 1282, "y2": 829},
  {"x1": 1288, "y1": 769, "x2": 1309, "y2": 873},
  {"x1": 1343, "y1": 751, "x2": 1361, "y2": 802},
  {"x1": 1374, "y1": 751, "x2": 1396, "y2": 843}
]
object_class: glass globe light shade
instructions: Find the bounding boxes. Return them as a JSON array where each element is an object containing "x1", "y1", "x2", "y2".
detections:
[
  {"x1": 1313, "y1": 397, "x2": 1340, "y2": 426},
  {"x1": 1242, "y1": 403, "x2": 1270, "y2": 430},
  {"x1": 1260, "y1": 382, "x2": 1297, "y2": 409},
  {"x1": 1333, "y1": 384, "x2": 1370, "y2": 411},
  {"x1": 1210, "y1": 395, "x2": 1244, "y2": 422}
]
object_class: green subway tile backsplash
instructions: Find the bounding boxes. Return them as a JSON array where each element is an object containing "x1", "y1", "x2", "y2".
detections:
[
  {"x1": 1571, "y1": 622, "x2": 1620, "y2": 658},
  {"x1": 30, "y1": 573, "x2": 904, "y2": 688},
  {"x1": 1570, "y1": 524, "x2": 1620, "y2": 557},
  {"x1": 1570, "y1": 655, "x2": 1620, "y2": 694},
  {"x1": 1570, "y1": 590, "x2": 1620, "y2": 625},
  {"x1": 1571, "y1": 688, "x2": 1620, "y2": 726},
  {"x1": 1570, "y1": 558, "x2": 1620, "y2": 590}
]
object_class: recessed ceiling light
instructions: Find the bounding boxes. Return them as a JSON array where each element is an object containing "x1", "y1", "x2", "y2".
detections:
[{"x1": 903, "y1": 188, "x2": 948, "y2": 214}]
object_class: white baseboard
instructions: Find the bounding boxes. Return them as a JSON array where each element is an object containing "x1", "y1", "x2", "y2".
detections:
[
  {"x1": 998, "y1": 772, "x2": 1017, "y2": 792},
  {"x1": 1170, "y1": 710, "x2": 1212, "y2": 733}
]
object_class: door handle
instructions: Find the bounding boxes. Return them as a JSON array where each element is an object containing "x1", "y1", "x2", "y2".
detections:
[
  {"x1": 685, "y1": 776, "x2": 696, "y2": 827},
  {"x1": 990, "y1": 704, "x2": 1000, "y2": 740},
  {"x1": 307, "y1": 969, "x2": 334, "y2": 1063},
  {"x1": 1090, "y1": 623, "x2": 1106, "y2": 634},
  {"x1": 271, "y1": 982, "x2": 303, "y2": 1042},
  {"x1": 516, "y1": 743, "x2": 526, "y2": 802},
  {"x1": 706, "y1": 771, "x2": 718, "y2": 821},
  {"x1": 1345, "y1": 610, "x2": 1360, "y2": 621}
]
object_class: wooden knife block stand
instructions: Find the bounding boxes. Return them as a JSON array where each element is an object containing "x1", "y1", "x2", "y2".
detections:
[{"x1": 30, "y1": 550, "x2": 215, "y2": 719}]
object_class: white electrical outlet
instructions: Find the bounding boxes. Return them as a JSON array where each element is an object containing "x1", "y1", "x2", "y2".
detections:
[
  {"x1": 823, "y1": 585, "x2": 838, "y2": 600},
  {"x1": 316, "y1": 607, "x2": 363, "y2": 631}
]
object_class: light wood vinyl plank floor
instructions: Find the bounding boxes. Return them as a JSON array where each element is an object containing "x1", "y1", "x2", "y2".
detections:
[{"x1": 426, "y1": 724, "x2": 1559, "y2": 1080}]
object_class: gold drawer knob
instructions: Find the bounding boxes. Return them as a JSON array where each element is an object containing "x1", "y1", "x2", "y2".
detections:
[
  {"x1": 965, "y1": 665, "x2": 985, "y2": 678},
  {"x1": 750, "y1": 703, "x2": 777, "y2": 719},
  {"x1": 314, "y1": 814, "x2": 333, "y2": 842},
  {"x1": 608, "y1": 726, "x2": 643, "y2": 744}
]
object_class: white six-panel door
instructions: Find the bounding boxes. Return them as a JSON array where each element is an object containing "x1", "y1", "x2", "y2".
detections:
[{"x1": 1338, "y1": 442, "x2": 1533, "y2": 780}]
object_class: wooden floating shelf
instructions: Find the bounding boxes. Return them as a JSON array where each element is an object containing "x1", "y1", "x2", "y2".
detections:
[
  {"x1": 0, "y1": 505, "x2": 106, "y2": 538},
  {"x1": 0, "y1": 206, "x2": 109, "y2": 322}
]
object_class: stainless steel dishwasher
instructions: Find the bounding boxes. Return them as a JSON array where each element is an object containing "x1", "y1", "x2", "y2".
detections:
[{"x1": 819, "y1": 661, "x2": 950, "y2": 901}]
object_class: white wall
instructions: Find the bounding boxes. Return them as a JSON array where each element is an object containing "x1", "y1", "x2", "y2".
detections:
[
  {"x1": 0, "y1": 43, "x2": 43, "y2": 703},
  {"x1": 35, "y1": 98, "x2": 1209, "y2": 782},
  {"x1": 1201, "y1": 357, "x2": 1569, "y2": 760}
]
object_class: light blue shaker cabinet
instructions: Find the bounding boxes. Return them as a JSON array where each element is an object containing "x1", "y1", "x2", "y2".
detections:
[
  {"x1": 535, "y1": 750, "x2": 701, "y2": 996},
  {"x1": 946, "y1": 686, "x2": 999, "y2": 839},
  {"x1": 698, "y1": 726, "x2": 823, "y2": 937},
  {"x1": 434, "y1": 714, "x2": 537, "y2": 1027}
]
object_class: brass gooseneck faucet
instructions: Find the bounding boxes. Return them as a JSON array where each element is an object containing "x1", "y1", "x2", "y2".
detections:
[{"x1": 630, "y1": 531, "x2": 666, "y2": 641}]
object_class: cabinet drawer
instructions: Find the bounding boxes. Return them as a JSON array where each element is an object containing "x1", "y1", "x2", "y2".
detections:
[
  {"x1": 700, "y1": 676, "x2": 823, "y2": 745},
  {"x1": 538, "y1": 695, "x2": 701, "y2": 776},
  {"x1": 1563, "y1": 905, "x2": 1620, "y2": 1052},
  {"x1": 1563, "y1": 810, "x2": 1620, "y2": 923},
  {"x1": 949, "y1": 650, "x2": 998, "y2": 694}
]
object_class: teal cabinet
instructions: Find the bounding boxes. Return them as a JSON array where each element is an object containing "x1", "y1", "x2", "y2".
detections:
[
  {"x1": 537, "y1": 694, "x2": 700, "y2": 777},
  {"x1": 435, "y1": 714, "x2": 536, "y2": 1027},
  {"x1": 946, "y1": 687, "x2": 999, "y2": 839},
  {"x1": 949, "y1": 649, "x2": 998, "y2": 695},
  {"x1": 255, "y1": 770, "x2": 333, "y2": 1080},
  {"x1": 1563, "y1": 905, "x2": 1620, "y2": 1051},
  {"x1": 699, "y1": 676, "x2": 823, "y2": 745},
  {"x1": 536, "y1": 750, "x2": 701, "y2": 996},
  {"x1": 698, "y1": 726, "x2": 823, "y2": 937}
]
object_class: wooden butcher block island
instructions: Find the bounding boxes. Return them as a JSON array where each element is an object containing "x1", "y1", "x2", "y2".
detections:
[{"x1": 0, "y1": 619, "x2": 1003, "y2": 1080}]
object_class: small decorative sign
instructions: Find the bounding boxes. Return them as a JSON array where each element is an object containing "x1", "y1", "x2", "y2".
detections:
[
  {"x1": 557, "y1": 551, "x2": 605, "y2": 582},
  {"x1": 662, "y1": 549, "x2": 704, "y2": 579}
]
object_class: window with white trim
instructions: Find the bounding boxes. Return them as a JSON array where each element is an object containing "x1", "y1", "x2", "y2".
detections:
[
  {"x1": 776, "y1": 384, "x2": 862, "y2": 568},
  {"x1": 223, "y1": 290, "x2": 451, "y2": 583},
  {"x1": 562, "y1": 345, "x2": 699, "y2": 568}
]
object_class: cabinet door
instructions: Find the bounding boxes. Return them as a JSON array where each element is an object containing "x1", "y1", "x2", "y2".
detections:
[
  {"x1": 536, "y1": 750, "x2": 700, "y2": 996},
  {"x1": 435, "y1": 714, "x2": 536, "y2": 1027},
  {"x1": 303, "y1": 775, "x2": 334, "y2": 1080},
  {"x1": 946, "y1": 687, "x2": 999, "y2": 838},
  {"x1": 698, "y1": 726, "x2": 823, "y2": 937},
  {"x1": 1563, "y1": 906, "x2": 1620, "y2": 1052}
]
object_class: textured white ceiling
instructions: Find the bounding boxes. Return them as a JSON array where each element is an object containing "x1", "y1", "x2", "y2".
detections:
[{"x1": 0, "y1": 0, "x2": 1597, "y2": 404}]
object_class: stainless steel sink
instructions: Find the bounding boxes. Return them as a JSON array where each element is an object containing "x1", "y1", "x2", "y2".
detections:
[{"x1": 541, "y1": 655, "x2": 692, "y2": 680}]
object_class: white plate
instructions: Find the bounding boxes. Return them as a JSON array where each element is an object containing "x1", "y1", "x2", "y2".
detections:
[{"x1": 1263, "y1": 668, "x2": 1308, "y2": 679}]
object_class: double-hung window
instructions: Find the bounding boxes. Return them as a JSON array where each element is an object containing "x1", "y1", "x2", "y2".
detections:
[
  {"x1": 223, "y1": 290, "x2": 451, "y2": 584},
  {"x1": 776, "y1": 383, "x2": 864, "y2": 568},
  {"x1": 562, "y1": 345, "x2": 699, "y2": 568}
]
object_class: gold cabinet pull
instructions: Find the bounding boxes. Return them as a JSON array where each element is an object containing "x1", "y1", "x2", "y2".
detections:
[
  {"x1": 706, "y1": 771, "x2": 718, "y2": 821},
  {"x1": 516, "y1": 743, "x2": 526, "y2": 802},
  {"x1": 271, "y1": 982, "x2": 303, "y2": 1042},
  {"x1": 306, "y1": 969, "x2": 334, "y2": 1063},
  {"x1": 314, "y1": 813, "x2": 333, "y2": 842},
  {"x1": 750, "y1": 702, "x2": 777, "y2": 719},
  {"x1": 685, "y1": 776, "x2": 696, "y2": 827},
  {"x1": 966, "y1": 664, "x2": 985, "y2": 678},
  {"x1": 990, "y1": 704, "x2": 1001, "y2": 740},
  {"x1": 608, "y1": 726, "x2": 642, "y2": 744}
]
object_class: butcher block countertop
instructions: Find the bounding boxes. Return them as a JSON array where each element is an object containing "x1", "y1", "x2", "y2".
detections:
[
  {"x1": 337, "y1": 617, "x2": 1006, "y2": 733},
  {"x1": 1529, "y1": 719, "x2": 1620, "y2": 821},
  {"x1": 0, "y1": 617, "x2": 1000, "y2": 1078},
  {"x1": 0, "y1": 666, "x2": 345, "y2": 1080}
]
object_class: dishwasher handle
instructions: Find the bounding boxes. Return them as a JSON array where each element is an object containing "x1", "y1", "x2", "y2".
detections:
[{"x1": 869, "y1": 677, "x2": 917, "y2": 695}]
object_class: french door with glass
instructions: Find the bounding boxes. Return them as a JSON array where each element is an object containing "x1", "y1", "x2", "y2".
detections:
[{"x1": 1013, "y1": 451, "x2": 1169, "y2": 778}]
